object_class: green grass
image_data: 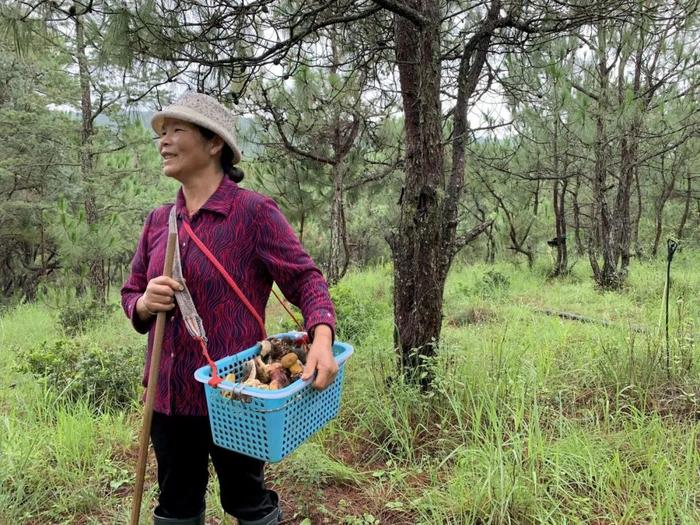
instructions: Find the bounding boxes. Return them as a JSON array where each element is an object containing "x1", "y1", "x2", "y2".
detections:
[{"x1": 1, "y1": 256, "x2": 700, "y2": 524}]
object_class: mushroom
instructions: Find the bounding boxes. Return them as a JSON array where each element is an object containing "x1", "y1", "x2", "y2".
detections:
[
  {"x1": 268, "y1": 362, "x2": 290, "y2": 389},
  {"x1": 253, "y1": 356, "x2": 271, "y2": 383},
  {"x1": 241, "y1": 359, "x2": 257, "y2": 384},
  {"x1": 279, "y1": 353, "x2": 303, "y2": 380},
  {"x1": 260, "y1": 340, "x2": 273, "y2": 360},
  {"x1": 220, "y1": 372, "x2": 237, "y2": 399},
  {"x1": 288, "y1": 362, "x2": 303, "y2": 379},
  {"x1": 264, "y1": 337, "x2": 290, "y2": 363},
  {"x1": 280, "y1": 353, "x2": 299, "y2": 369},
  {"x1": 291, "y1": 344, "x2": 308, "y2": 365}
]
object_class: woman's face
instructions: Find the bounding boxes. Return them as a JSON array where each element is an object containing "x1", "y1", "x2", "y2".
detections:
[{"x1": 157, "y1": 117, "x2": 223, "y2": 181}]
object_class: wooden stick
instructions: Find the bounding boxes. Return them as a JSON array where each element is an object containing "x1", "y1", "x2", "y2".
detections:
[{"x1": 130, "y1": 232, "x2": 177, "y2": 525}]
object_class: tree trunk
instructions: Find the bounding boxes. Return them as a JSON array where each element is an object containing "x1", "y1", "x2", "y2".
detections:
[
  {"x1": 553, "y1": 178, "x2": 568, "y2": 276},
  {"x1": 613, "y1": 37, "x2": 643, "y2": 277},
  {"x1": 388, "y1": 2, "x2": 498, "y2": 386},
  {"x1": 615, "y1": 134, "x2": 635, "y2": 275},
  {"x1": 75, "y1": 12, "x2": 105, "y2": 304},
  {"x1": 551, "y1": 118, "x2": 568, "y2": 276},
  {"x1": 389, "y1": 3, "x2": 445, "y2": 386},
  {"x1": 588, "y1": 17, "x2": 619, "y2": 289},
  {"x1": 651, "y1": 152, "x2": 676, "y2": 257},
  {"x1": 327, "y1": 162, "x2": 344, "y2": 285},
  {"x1": 340, "y1": 194, "x2": 350, "y2": 279},
  {"x1": 326, "y1": 40, "x2": 347, "y2": 285},
  {"x1": 676, "y1": 169, "x2": 692, "y2": 239},
  {"x1": 572, "y1": 174, "x2": 585, "y2": 256},
  {"x1": 486, "y1": 224, "x2": 496, "y2": 264},
  {"x1": 631, "y1": 166, "x2": 643, "y2": 256}
]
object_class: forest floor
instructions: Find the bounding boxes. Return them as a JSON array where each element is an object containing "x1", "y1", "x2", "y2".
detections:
[{"x1": 2, "y1": 253, "x2": 700, "y2": 524}]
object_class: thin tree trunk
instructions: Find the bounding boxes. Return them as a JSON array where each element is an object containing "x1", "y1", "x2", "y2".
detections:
[
  {"x1": 328, "y1": 162, "x2": 344, "y2": 285},
  {"x1": 553, "y1": 178, "x2": 568, "y2": 276},
  {"x1": 651, "y1": 152, "x2": 676, "y2": 256},
  {"x1": 631, "y1": 166, "x2": 643, "y2": 256},
  {"x1": 613, "y1": 35, "x2": 643, "y2": 277},
  {"x1": 559, "y1": 178, "x2": 568, "y2": 273},
  {"x1": 588, "y1": 16, "x2": 618, "y2": 289},
  {"x1": 340, "y1": 196, "x2": 350, "y2": 279},
  {"x1": 75, "y1": 12, "x2": 105, "y2": 304},
  {"x1": 552, "y1": 118, "x2": 568, "y2": 276},
  {"x1": 676, "y1": 169, "x2": 692, "y2": 239},
  {"x1": 572, "y1": 174, "x2": 585, "y2": 256}
]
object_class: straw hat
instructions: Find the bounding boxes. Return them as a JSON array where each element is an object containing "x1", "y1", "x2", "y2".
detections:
[{"x1": 151, "y1": 92, "x2": 242, "y2": 165}]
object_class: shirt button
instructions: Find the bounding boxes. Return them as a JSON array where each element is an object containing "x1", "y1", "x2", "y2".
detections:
[{"x1": 171, "y1": 352, "x2": 174, "y2": 358}]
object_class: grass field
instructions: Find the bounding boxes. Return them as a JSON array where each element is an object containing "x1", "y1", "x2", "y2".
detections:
[{"x1": 1, "y1": 253, "x2": 699, "y2": 524}]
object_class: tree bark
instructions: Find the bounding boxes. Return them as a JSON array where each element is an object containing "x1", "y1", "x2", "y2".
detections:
[
  {"x1": 676, "y1": 169, "x2": 693, "y2": 239},
  {"x1": 389, "y1": 1, "x2": 445, "y2": 386},
  {"x1": 613, "y1": 32, "x2": 644, "y2": 276},
  {"x1": 75, "y1": 11, "x2": 105, "y2": 304},
  {"x1": 588, "y1": 16, "x2": 619, "y2": 289},
  {"x1": 553, "y1": 178, "x2": 568, "y2": 276},
  {"x1": 389, "y1": 1, "x2": 499, "y2": 386},
  {"x1": 651, "y1": 152, "x2": 676, "y2": 257},
  {"x1": 551, "y1": 118, "x2": 568, "y2": 276},
  {"x1": 631, "y1": 166, "x2": 643, "y2": 256},
  {"x1": 328, "y1": 162, "x2": 344, "y2": 284},
  {"x1": 572, "y1": 174, "x2": 585, "y2": 256}
]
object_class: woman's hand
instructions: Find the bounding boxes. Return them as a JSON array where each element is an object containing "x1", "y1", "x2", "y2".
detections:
[
  {"x1": 301, "y1": 324, "x2": 338, "y2": 390},
  {"x1": 135, "y1": 276, "x2": 183, "y2": 321}
]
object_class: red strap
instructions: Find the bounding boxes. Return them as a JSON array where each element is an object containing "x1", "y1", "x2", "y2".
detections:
[
  {"x1": 270, "y1": 288, "x2": 303, "y2": 330},
  {"x1": 182, "y1": 220, "x2": 305, "y2": 334},
  {"x1": 182, "y1": 221, "x2": 268, "y2": 339},
  {"x1": 197, "y1": 337, "x2": 223, "y2": 387},
  {"x1": 181, "y1": 220, "x2": 308, "y2": 389}
]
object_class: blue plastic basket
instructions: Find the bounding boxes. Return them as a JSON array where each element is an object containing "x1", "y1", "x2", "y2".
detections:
[{"x1": 194, "y1": 332, "x2": 353, "y2": 463}]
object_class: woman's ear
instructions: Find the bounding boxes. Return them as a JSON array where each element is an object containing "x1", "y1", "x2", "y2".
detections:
[{"x1": 208, "y1": 135, "x2": 225, "y2": 157}]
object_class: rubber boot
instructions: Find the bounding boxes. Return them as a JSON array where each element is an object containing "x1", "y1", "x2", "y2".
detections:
[
  {"x1": 152, "y1": 508, "x2": 205, "y2": 525},
  {"x1": 236, "y1": 506, "x2": 282, "y2": 525},
  {"x1": 236, "y1": 492, "x2": 282, "y2": 525}
]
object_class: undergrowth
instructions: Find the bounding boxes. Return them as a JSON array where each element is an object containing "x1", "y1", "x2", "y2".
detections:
[{"x1": 2, "y1": 256, "x2": 700, "y2": 524}]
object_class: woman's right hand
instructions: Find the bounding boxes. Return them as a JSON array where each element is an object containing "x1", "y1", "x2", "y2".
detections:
[{"x1": 135, "y1": 276, "x2": 184, "y2": 320}]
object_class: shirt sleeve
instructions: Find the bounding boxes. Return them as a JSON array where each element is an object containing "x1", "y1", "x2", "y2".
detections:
[
  {"x1": 254, "y1": 197, "x2": 336, "y2": 341},
  {"x1": 121, "y1": 210, "x2": 155, "y2": 335}
]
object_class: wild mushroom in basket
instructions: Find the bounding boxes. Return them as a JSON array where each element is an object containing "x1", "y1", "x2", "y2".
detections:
[{"x1": 220, "y1": 337, "x2": 310, "y2": 396}]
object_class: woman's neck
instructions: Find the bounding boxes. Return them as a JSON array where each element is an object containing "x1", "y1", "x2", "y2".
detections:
[{"x1": 181, "y1": 169, "x2": 225, "y2": 216}]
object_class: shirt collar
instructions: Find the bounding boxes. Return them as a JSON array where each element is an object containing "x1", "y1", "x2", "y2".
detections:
[{"x1": 175, "y1": 177, "x2": 238, "y2": 219}]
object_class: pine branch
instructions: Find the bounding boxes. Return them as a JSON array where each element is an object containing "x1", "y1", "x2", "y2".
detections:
[{"x1": 372, "y1": 0, "x2": 428, "y2": 28}]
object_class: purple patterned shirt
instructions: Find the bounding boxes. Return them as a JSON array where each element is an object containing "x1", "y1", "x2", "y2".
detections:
[{"x1": 121, "y1": 177, "x2": 336, "y2": 416}]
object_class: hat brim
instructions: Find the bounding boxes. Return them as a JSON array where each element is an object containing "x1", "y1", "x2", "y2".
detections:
[{"x1": 151, "y1": 106, "x2": 242, "y2": 165}]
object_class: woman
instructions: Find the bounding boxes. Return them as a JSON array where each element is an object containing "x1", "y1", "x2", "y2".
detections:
[{"x1": 121, "y1": 92, "x2": 338, "y2": 525}]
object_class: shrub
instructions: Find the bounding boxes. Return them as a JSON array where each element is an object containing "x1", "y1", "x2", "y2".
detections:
[
  {"x1": 18, "y1": 336, "x2": 142, "y2": 411},
  {"x1": 330, "y1": 280, "x2": 385, "y2": 342},
  {"x1": 445, "y1": 306, "x2": 497, "y2": 327},
  {"x1": 477, "y1": 270, "x2": 510, "y2": 298},
  {"x1": 58, "y1": 301, "x2": 118, "y2": 335},
  {"x1": 272, "y1": 272, "x2": 389, "y2": 342}
]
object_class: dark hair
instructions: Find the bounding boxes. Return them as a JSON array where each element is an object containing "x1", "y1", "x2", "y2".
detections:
[{"x1": 196, "y1": 125, "x2": 244, "y2": 183}]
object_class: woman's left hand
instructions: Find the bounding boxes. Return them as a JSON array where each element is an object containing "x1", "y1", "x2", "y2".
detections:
[{"x1": 301, "y1": 325, "x2": 338, "y2": 390}]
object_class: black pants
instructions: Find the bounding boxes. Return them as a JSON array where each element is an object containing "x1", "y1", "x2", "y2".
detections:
[{"x1": 150, "y1": 411, "x2": 278, "y2": 520}]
